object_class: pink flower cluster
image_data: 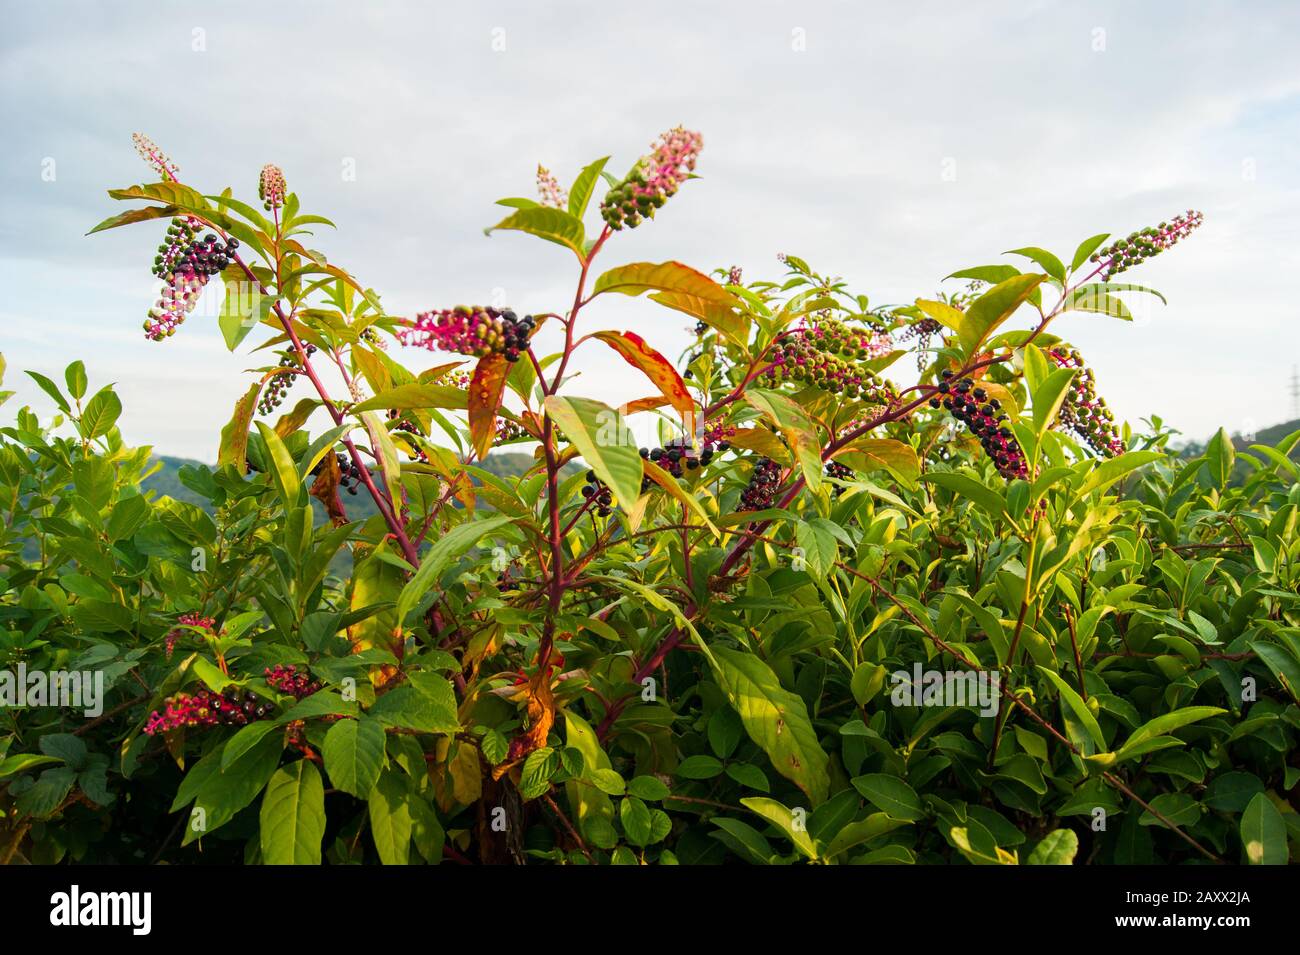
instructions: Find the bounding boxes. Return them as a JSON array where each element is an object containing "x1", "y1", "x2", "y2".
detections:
[
  {"x1": 143, "y1": 688, "x2": 271, "y2": 735},
  {"x1": 601, "y1": 127, "x2": 703, "y2": 230},
  {"x1": 264, "y1": 664, "x2": 321, "y2": 700},
  {"x1": 164, "y1": 612, "x2": 215, "y2": 659},
  {"x1": 132, "y1": 132, "x2": 179, "y2": 181},
  {"x1": 397, "y1": 306, "x2": 534, "y2": 362},
  {"x1": 259, "y1": 164, "x2": 287, "y2": 211},
  {"x1": 536, "y1": 165, "x2": 568, "y2": 208}
]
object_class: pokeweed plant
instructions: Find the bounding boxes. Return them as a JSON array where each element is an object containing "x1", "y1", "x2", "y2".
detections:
[{"x1": 0, "y1": 129, "x2": 1296, "y2": 866}]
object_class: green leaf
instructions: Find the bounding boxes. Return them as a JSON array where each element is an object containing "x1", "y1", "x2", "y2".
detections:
[
  {"x1": 219, "y1": 270, "x2": 273, "y2": 350},
  {"x1": 741, "y1": 796, "x2": 817, "y2": 859},
  {"x1": 744, "y1": 388, "x2": 822, "y2": 492},
  {"x1": 221, "y1": 722, "x2": 280, "y2": 771},
  {"x1": 177, "y1": 735, "x2": 283, "y2": 844},
  {"x1": 86, "y1": 203, "x2": 179, "y2": 235},
  {"x1": 794, "y1": 519, "x2": 838, "y2": 581},
  {"x1": 1005, "y1": 247, "x2": 1065, "y2": 282},
  {"x1": 1250, "y1": 641, "x2": 1300, "y2": 703},
  {"x1": 1069, "y1": 233, "x2": 1110, "y2": 273},
  {"x1": 1037, "y1": 666, "x2": 1105, "y2": 753},
  {"x1": 1240, "y1": 793, "x2": 1287, "y2": 865},
  {"x1": 833, "y1": 438, "x2": 920, "y2": 488},
  {"x1": 958, "y1": 273, "x2": 1046, "y2": 357},
  {"x1": 824, "y1": 813, "x2": 911, "y2": 857},
  {"x1": 1073, "y1": 449, "x2": 1162, "y2": 498},
  {"x1": 1032, "y1": 366, "x2": 1077, "y2": 437},
  {"x1": 1205, "y1": 427, "x2": 1236, "y2": 488},
  {"x1": 626, "y1": 775, "x2": 671, "y2": 801},
  {"x1": 254, "y1": 421, "x2": 304, "y2": 509},
  {"x1": 620, "y1": 795, "x2": 654, "y2": 846},
  {"x1": 520, "y1": 747, "x2": 560, "y2": 799},
  {"x1": 921, "y1": 471, "x2": 1006, "y2": 522},
  {"x1": 675, "y1": 754, "x2": 724, "y2": 779},
  {"x1": 349, "y1": 383, "x2": 468, "y2": 413},
  {"x1": 591, "y1": 261, "x2": 737, "y2": 308},
  {"x1": 568, "y1": 156, "x2": 610, "y2": 219},
  {"x1": 1026, "y1": 828, "x2": 1078, "y2": 864},
  {"x1": 15, "y1": 767, "x2": 77, "y2": 817},
  {"x1": 543, "y1": 395, "x2": 643, "y2": 512},
  {"x1": 712, "y1": 647, "x2": 830, "y2": 805},
  {"x1": 259, "y1": 760, "x2": 326, "y2": 865},
  {"x1": 322, "y1": 717, "x2": 386, "y2": 798},
  {"x1": 485, "y1": 207, "x2": 586, "y2": 261},
  {"x1": 367, "y1": 687, "x2": 459, "y2": 735},
  {"x1": 0, "y1": 754, "x2": 63, "y2": 781},
  {"x1": 80, "y1": 386, "x2": 122, "y2": 439},
  {"x1": 368, "y1": 770, "x2": 413, "y2": 865},
  {"x1": 850, "y1": 773, "x2": 925, "y2": 821},
  {"x1": 851, "y1": 662, "x2": 888, "y2": 706},
  {"x1": 26, "y1": 374, "x2": 70, "y2": 415},
  {"x1": 64, "y1": 361, "x2": 87, "y2": 400},
  {"x1": 396, "y1": 514, "x2": 515, "y2": 622},
  {"x1": 1115, "y1": 706, "x2": 1225, "y2": 763}
]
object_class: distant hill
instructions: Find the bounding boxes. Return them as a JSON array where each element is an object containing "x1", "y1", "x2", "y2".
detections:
[{"x1": 1179, "y1": 419, "x2": 1300, "y2": 454}]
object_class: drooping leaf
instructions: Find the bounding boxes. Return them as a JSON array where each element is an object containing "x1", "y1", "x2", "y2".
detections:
[
  {"x1": 468, "y1": 353, "x2": 510, "y2": 461},
  {"x1": 485, "y1": 206, "x2": 586, "y2": 261},
  {"x1": 593, "y1": 330, "x2": 696, "y2": 434},
  {"x1": 543, "y1": 394, "x2": 643, "y2": 511},
  {"x1": 712, "y1": 647, "x2": 830, "y2": 805}
]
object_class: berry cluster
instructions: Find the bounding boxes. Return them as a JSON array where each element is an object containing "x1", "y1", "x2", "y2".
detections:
[
  {"x1": 1092, "y1": 210, "x2": 1203, "y2": 279},
  {"x1": 264, "y1": 664, "x2": 321, "y2": 700},
  {"x1": 359, "y1": 326, "x2": 388, "y2": 351},
  {"x1": 825, "y1": 460, "x2": 854, "y2": 495},
  {"x1": 600, "y1": 126, "x2": 703, "y2": 231},
  {"x1": 579, "y1": 471, "x2": 615, "y2": 517},
  {"x1": 897, "y1": 317, "x2": 944, "y2": 372},
  {"x1": 164, "y1": 613, "x2": 215, "y2": 659},
  {"x1": 144, "y1": 688, "x2": 271, "y2": 735},
  {"x1": 335, "y1": 452, "x2": 367, "y2": 496},
  {"x1": 132, "y1": 132, "x2": 179, "y2": 181},
  {"x1": 1047, "y1": 347, "x2": 1125, "y2": 457},
  {"x1": 259, "y1": 344, "x2": 316, "y2": 415},
  {"x1": 727, "y1": 265, "x2": 743, "y2": 286},
  {"x1": 495, "y1": 417, "x2": 527, "y2": 445},
  {"x1": 536, "y1": 164, "x2": 567, "y2": 209},
  {"x1": 437, "y1": 368, "x2": 472, "y2": 388},
  {"x1": 739, "y1": 457, "x2": 782, "y2": 511},
  {"x1": 144, "y1": 224, "x2": 238, "y2": 341},
  {"x1": 398, "y1": 306, "x2": 535, "y2": 362},
  {"x1": 388, "y1": 409, "x2": 428, "y2": 461},
  {"x1": 762, "y1": 321, "x2": 895, "y2": 402},
  {"x1": 929, "y1": 372, "x2": 1027, "y2": 480},
  {"x1": 637, "y1": 425, "x2": 732, "y2": 489},
  {"x1": 259, "y1": 164, "x2": 287, "y2": 211}
]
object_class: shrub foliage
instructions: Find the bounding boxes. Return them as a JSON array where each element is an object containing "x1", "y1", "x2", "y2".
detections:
[{"x1": 0, "y1": 131, "x2": 1297, "y2": 866}]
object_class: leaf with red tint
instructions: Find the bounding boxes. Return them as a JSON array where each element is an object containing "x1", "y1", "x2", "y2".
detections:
[
  {"x1": 594, "y1": 330, "x2": 696, "y2": 436},
  {"x1": 622, "y1": 395, "x2": 671, "y2": 415},
  {"x1": 469, "y1": 353, "x2": 510, "y2": 461}
]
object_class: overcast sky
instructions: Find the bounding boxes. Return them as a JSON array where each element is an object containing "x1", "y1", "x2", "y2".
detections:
[{"x1": 2, "y1": 0, "x2": 1298, "y2": 460}]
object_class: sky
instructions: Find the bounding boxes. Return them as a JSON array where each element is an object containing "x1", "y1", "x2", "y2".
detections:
[{"x1": 2, "y1": 0, "x2": 1298, "y2": 461}]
